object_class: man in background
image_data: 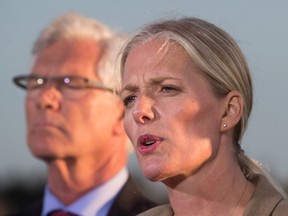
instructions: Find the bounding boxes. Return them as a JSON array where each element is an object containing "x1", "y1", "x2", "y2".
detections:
[{"x1": 10, "y1": 12, "x2": 156, "y2": 216}]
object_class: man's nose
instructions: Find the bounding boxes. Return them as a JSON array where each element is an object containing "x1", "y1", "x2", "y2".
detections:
[{"x1": 34, "y1": 85, "x2": 61, "y2": 110}]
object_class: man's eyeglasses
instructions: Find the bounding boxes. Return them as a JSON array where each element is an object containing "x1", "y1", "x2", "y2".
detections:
[{"x1": 13, "y1": 75, "x2": 115, "y2": 100}]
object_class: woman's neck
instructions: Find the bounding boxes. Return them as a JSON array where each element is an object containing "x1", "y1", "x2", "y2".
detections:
[{"x1": 164, "y1": 145, "x2": 255, "y2": 216}]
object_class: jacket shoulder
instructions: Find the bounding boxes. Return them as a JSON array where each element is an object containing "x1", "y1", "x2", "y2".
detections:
[
  {"x1": 107, "y1": 177, "x2": 158, "y2": 216},
  {"x1": 6, "y1": 200, "x2": 42, "y2": 216}
]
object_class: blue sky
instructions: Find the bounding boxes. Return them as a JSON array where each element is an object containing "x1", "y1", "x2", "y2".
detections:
[{"x1": 1, "y1": 1, "x2": 287, "y2": 188}]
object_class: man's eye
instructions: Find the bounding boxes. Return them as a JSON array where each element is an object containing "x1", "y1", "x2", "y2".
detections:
[
  {"x1": 62, "y1": 78, "x2": 86, "y2": 89},
  {"x1": 27, "y1": 78, "x2": 44, "y2": 89},
  {"x1": 123, "y1": 95, "x2": 136, "y2": 107}
]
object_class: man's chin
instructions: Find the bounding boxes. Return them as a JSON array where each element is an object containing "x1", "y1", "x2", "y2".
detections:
[
  {"x1": 29, "y1": 143, "x2": 61, "y2": 160},
  {"x1": 28, "y1": 135, "x2": 63, "y2": 154},
  {"x1": 32, "y1": 151, "x2": 59, "y2": 161}
]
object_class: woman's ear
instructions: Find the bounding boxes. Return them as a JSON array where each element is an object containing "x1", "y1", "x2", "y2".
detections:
[{"x1": 221, "y1": 91, "x2": 243, "y2": 132}]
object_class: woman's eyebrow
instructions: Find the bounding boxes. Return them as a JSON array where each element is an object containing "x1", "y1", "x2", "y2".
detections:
[
  {"x1": 120, "y1": 84, "x2": 139, "y2": 95},
  {"x1": 150, "y1": 76, "x2": 181, "y2": 85},
  {"x1": 121, "y1": 76, "x2": 181, "y2": 95}
]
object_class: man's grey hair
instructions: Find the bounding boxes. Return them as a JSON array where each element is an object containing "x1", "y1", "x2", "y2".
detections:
[{"x1": 32, "y1": 12, "x2": 127, "y2": 91}]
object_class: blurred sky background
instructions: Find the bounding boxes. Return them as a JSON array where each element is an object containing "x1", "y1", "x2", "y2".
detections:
[{"x1": 1, "y1": 0, "x2": 288, "y2": 194}]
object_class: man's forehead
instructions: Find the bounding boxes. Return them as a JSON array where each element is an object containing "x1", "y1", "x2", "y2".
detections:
[{"x1": 31, "y1": 39, "x2": 102, "y2": 79}]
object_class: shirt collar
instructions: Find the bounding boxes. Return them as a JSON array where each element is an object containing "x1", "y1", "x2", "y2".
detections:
[{"x1": 42, "y1": 167, "x2": 128, "y2": 216}]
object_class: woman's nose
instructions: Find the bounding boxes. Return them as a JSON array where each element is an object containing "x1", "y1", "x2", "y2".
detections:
[{"x1": 132, "y1": 95, "x2": 155, "y2": 124}]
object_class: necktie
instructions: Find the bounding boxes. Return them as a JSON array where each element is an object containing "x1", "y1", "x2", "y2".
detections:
[{"x1": 48, "y1": 210, "x2": 79, "y2": 216}]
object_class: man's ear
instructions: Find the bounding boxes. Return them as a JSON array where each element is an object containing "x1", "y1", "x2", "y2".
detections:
[
  {"x1": 113, "y1": 99, "x2": 126, "y2": 136},
  {"x1": 221, "y1": 91, "x2": 243, "y2": 132}
]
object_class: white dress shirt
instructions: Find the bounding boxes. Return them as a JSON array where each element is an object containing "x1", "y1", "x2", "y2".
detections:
[{"x1": 41, "y1": 168, "x2": 128, "y2": 216}]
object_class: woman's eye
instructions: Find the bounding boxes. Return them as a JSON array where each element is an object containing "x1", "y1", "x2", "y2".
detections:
[
  {"x1": 123, "y1": 95, "x2": 137, "y2": 107},
  {"x1": 160, "y1": 86, "x2": 178, "y2": 93}
]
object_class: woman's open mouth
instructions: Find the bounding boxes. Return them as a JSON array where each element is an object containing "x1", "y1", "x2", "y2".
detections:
[{"x1": 137, "y1": 134, "x2": 163, "y2": 154}]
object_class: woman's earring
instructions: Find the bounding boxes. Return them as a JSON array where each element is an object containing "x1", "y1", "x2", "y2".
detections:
[{"x1": 223, "y1": 124, "x2": 227, "y2": 128}]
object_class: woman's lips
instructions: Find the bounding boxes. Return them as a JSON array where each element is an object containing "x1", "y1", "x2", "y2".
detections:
[{"x1": 137, "y1": 134, "x2": 163, "y2": 154}]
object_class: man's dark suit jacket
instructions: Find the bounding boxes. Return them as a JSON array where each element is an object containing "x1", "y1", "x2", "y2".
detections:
[{"x1": 7, "y1": 177, "x2": 157, "y2": 216}]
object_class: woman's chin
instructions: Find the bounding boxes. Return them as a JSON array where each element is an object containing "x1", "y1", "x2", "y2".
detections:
[{"x1": 141, "y1": 163, "x2": 169, "y2": 182}]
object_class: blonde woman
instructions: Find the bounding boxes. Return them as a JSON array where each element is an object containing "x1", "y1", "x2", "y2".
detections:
[{"x1": 119, "y1": 17, "x2": 288, "y2": 215}]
